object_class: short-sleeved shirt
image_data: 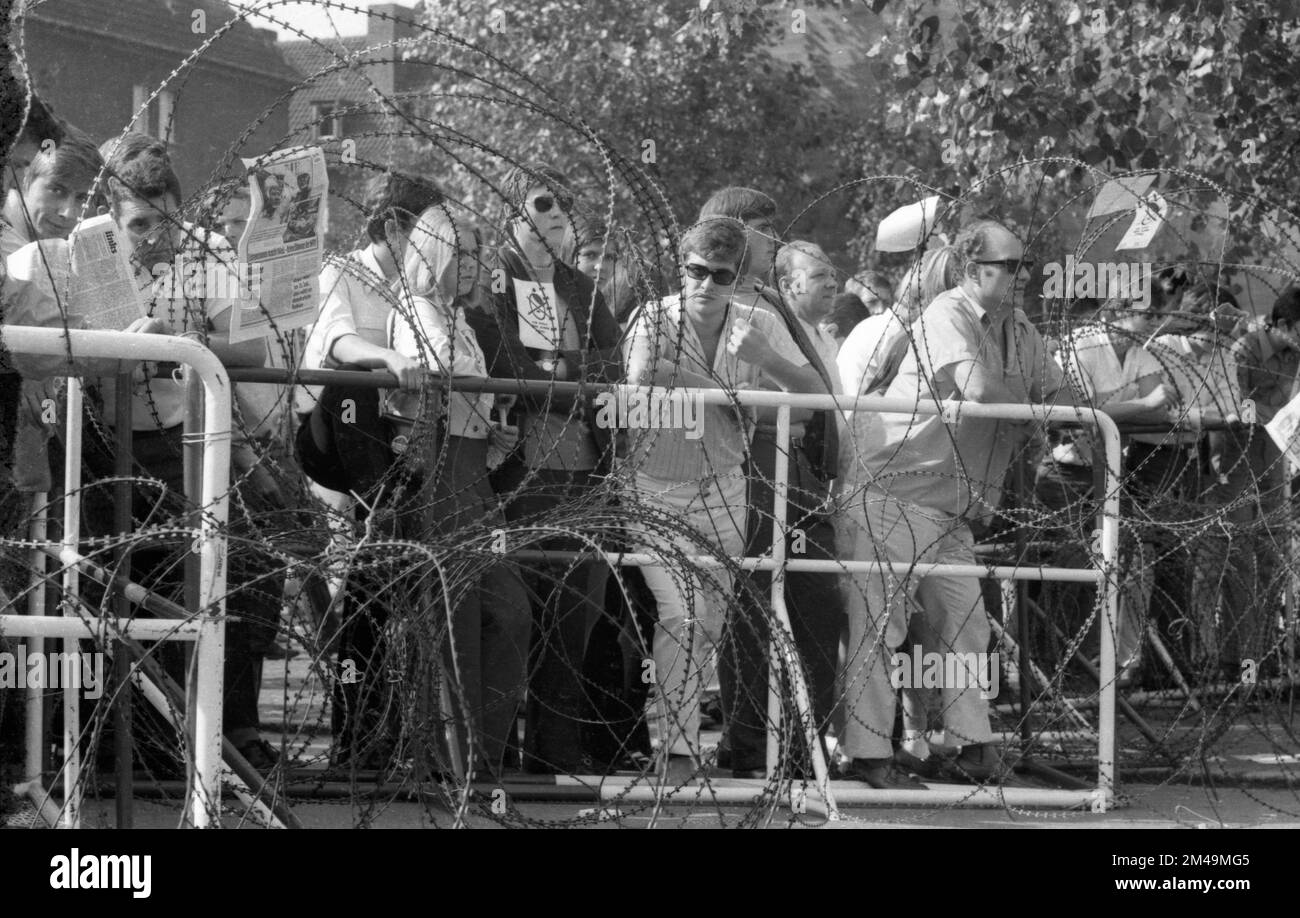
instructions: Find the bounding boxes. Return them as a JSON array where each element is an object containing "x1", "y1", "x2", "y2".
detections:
[
  {"x1": 858, "y1": 286, "x2": 1064, "y2": 519},
  {"x1": 1133, "y1": 333, "x2": 1239, "y2": 447},
  {"x1": 837, "y1": 309, "x2": 909, "y2": 418},
  {"x1": 389, "y1": 295, "x2": 492, "y2": 439},
  {"x1": 623, "y1": 294, "x2": 805, "y2": 482},
  {"x1": 294, "y1": 246, "x2": 396, "y2": 415},
  {"x1": 1230, "y1": 329, "x2": 1298, "y2": 416},
  {"x1": 100, "y1": 222, "x2": 236, "y2": 431},
  {"x1": 1223, "y1": 328, "x2": 1297, "y2": 466},
  {"x1": 1053, "y1": 323, "x2": 1163, "y2": 466}
]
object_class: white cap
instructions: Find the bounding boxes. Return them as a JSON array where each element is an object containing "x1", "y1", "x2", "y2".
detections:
[{"x1": 875, "y1": 196, "x2": 940, "y2": 253}]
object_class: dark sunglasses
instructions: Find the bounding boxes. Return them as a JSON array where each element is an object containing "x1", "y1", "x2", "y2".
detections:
[
  {"x1": 683, "y1": 262, "x2": 738, "y2": 287},
  {"x1": 977, "y1": 258, "x2": 1034, "y2": 274},
  {"x1": 530, "y1": 194, "x2": 572, "y2": 214}
]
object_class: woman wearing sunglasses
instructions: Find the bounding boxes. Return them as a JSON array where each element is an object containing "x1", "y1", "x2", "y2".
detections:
[
  {"x1": 389, "y1": 203, "x2": 531, "y2": 779},
  {"x1": 473, "y1": 163, "x2": 624, "y2": 775}
]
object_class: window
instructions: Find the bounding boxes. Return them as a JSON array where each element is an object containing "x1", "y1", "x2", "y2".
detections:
[
  {"x1": 132, "y1": 85, "x2": 178, "y2": 142},
  {"x1": 311, "y1": 102, "x2": 344, "y2": 140}
]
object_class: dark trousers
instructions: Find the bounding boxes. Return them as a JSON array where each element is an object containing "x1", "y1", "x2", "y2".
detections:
[
  {"x1": 1125, "y1": 439, "x2": 1203, "y2": 662},
  {"x1": 495, "y1": 466, "x2": 618, "y2": 773},
  {"x1": 721, "y1": 430, "x2": 844, "y2": 771}
]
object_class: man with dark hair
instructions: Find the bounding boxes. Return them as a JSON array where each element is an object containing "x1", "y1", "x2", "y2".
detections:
[
  {"x1": 293, "y1": 169, "x2": 444, "y2": 768},
  {"x1": 1212, "y1": 286, "x2": 1300, "y2": 680},
  {"x1": 475, "y1": 161, "x2": 622, "y2": 774},
  {"x1": 696, "y1": 187, "x2": 835, "y2": 778},
  {"x1": 842, "y1": 218, "x2": 1066, "y2": 787},
  {"x1": 89, "y1": 132, "x2": 277, "y2": 769},
  {"x1": 1135, "y1": 281, "x2": 1242, "y2": 673},
  {"x1": 821, "y1": 292, "x2": 870, "y2": 345},
  {"x1": 624, "y1": 216, "x2": 816, "y2": 779},
  {"x1": 2, "y1": 131, "x2": 121, "y2": 497},
  {"x1": 3, "y1": 129, "x2": 103, "y2": 258}
]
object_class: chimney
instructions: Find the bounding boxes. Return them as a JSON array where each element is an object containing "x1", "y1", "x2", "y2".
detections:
[{"x1": 367, "y1": 3, "x2": 418, "y2": 97}]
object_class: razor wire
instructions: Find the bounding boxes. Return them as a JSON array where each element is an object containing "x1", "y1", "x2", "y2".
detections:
[{"x1": 0, "y1": 0, "x2": 1298, "y2": 829}]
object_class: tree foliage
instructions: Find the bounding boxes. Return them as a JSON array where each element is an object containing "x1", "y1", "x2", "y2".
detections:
[
  {"x1": 403, "y1": 0, "x2": 845, "y2": 240},
  {"x1": 835, "y1": 0, "x2": 1300, "y2": 289}
]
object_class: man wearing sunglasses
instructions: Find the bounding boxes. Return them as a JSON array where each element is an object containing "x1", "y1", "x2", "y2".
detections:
[
  {"x1": 624, "y1": 216, "x2": 815, "y2": 780},
  {"x1": 473, "y1": 162, "x2": 622, "y2": 775},
  {"x1": 697, "y1": 187, "x2": 839, "y2": 778},
  {"x1": 841, "y1": 218, "x2": 1067, "y2": 787}
]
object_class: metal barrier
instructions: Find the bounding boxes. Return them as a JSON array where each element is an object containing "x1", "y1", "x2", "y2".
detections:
[
  {"x1": 232, "y1": 367, "x2": 1123, "y2": 818},
  {"x1": 2, "y1": 342, "x2": 1121, "y2": 824},
  {"x1": 3, "y1": 327, "x2": 232, "y2": 828}
]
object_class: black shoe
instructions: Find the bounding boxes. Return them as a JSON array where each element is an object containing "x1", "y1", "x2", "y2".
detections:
[
  {"x1": 237, "y1": 738, "x2": 281, "y2": 772},
  {"x1": 945, "y1": 743, "x2": 1008, "y2": 783},
  {"x1": 893, "y1": 747, "x2": 943, "y2": 780},
  {"x1": 836, "y1": 757, "x2": 925, "y2": 789}
]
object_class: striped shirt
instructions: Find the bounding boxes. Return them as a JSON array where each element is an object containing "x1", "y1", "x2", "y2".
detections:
[{"x1": 623, "y1": 293, "x2": 804, "y2": 482}]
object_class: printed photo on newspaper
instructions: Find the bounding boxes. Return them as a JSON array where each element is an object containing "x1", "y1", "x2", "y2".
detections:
[{"x1": 231, "y1": 145, "x2": 327, "y2": 342}]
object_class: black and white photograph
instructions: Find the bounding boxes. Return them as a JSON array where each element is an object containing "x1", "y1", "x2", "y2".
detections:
[{"x1": 0, "y1": 0, "x2": 1295, "y2": 889}]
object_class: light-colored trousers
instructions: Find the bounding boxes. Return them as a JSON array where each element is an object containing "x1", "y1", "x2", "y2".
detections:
[
  {"x1": 841, "y1": 490, "x2": 995, "y2": 760},
  {"x1": 630, "y1": 470, "x2": 747, "y2": 758}
]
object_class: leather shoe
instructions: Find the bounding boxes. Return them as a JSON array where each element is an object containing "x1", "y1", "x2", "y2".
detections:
[
  {"x1": 893, "y1": 747, "x2": 942, "y2": 780},
  {"x1": 947, "y1": 743, "x2": 1007, "y2": 783},
  {"x1": 836, "y1": 757, "x2": 925, "y2": 789}
]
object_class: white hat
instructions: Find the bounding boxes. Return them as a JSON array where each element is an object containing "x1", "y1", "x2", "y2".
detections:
[{"x1": 875, "y1": 195, "x2": 940, "y2": 253}]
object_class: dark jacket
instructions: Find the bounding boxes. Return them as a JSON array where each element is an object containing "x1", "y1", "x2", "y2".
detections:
[
  {"x1": 753, "y1": 281, "x2": 840, "y2": 482},
  {"x1": 469, "y1": 246, "x2": 622, "y2": 470}
]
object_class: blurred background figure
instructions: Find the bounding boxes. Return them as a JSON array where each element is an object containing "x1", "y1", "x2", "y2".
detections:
[
  {"x1": 844, "y1": 269, "x2": 892, "y2": 317},
  {"x1": 570, "y1": 212, "x2": 644, "y2": 327}
]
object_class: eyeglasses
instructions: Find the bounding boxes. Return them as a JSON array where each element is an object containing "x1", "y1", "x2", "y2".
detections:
[
  {"x1": 529, "y1": 194, "x2": 573, "y2": 214},
  {"x1": 683, "y1": 262, "x2": 738, "y2": 287},
  {"x1": 977, "y1": 258, "x2": 1034, "y2": 274}
]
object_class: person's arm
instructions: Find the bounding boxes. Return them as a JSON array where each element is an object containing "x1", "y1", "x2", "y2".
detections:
[
  {"x1": 205, "y1": 306, "x2": 270, "y2": 367},
  {"x1": 392, "y1": 297, "x2": 479, "y2": 377}
]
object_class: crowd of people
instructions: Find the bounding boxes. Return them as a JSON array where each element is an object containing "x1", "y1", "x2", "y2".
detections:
[{"x1": 1, "y1": 95, "x2": 1295, "y2": 791}]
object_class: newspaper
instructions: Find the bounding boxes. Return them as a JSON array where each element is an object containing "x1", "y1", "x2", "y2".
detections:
[
  {"x1": 230, "y1": 145, "x2": 327, "y2": 342},
  {"x1": 68, "y1": 214, "x2": 147, "y2": 329},
  {"x1": 1265, "y1": 390, "x2": 1300, "y2": 472},
  {"x1": 3, "y1": 217, "x2": 145, "y2": 331}
]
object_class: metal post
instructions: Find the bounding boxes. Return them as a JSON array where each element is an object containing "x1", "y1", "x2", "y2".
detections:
[
  {"x1": 185, "y1": 364, "x2": 229, "y2": 828},
  {"x1": 23, "y1": 493, "x2": 49, "y2": 798},
  {"x1": 112, "y1": 372, "x2": 135, "y2": 827},
  {"x1": 769, "y1": 404, "x2": 838, "y2": 819},
  {"x1": 59, "y1": 378, "x2": 84, "y2": 828},
  {"x1": 1095, "y1": 415, "x2": 1122, "y2": 811},
  {"x1": 1013, "y1": 460, "x2": 1032, "y2": 745},
  {"x1": 2, "y1": 329, "x2": 233, "y2": 828}
]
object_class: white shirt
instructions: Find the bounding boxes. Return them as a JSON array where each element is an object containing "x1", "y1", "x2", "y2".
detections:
[
  {"x1": 295, "y1": 246, "x2": 397, "y2": 414},
  {"x1": 1133, "y1": 333, "x2": 1240, "y2": 447},
  {"x1": 836, "y1": 309, "x2": 909, "y2": 420},
  {"x1": 1055, "y1": 323, "x2": 1163, "y2": 465},
  {"x1": 388, "y1": 296, "x2": 492, "y2": 439},
  {"x1": 101, "y1": 223, "x2": 235, "y2": 430}
]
